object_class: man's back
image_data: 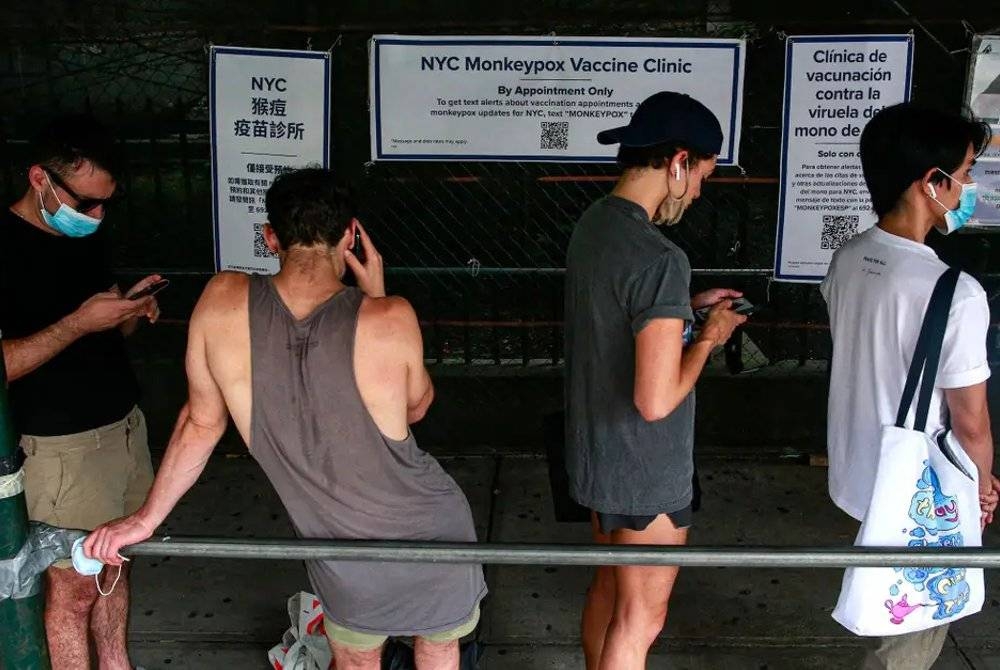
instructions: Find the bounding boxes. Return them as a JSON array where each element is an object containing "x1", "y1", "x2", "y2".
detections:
[
  {"x1": 821, "y1": 225, "x2": 990, "y2": 520},
  {"x1": 189, "y1": 271, "x2": 486, "y2": 635},
  {"x1": 190, "y1": 272, "x2": 416, "y2": 444}
]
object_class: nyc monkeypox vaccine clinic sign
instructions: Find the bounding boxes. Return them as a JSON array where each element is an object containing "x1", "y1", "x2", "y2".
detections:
[
  {"x1": 774, "y1": 35, "x2": 912, "y2": 282},
  {"x1": 369, "y1": 35, "x2": 746, "y2": 164},
  {"x1": 210, "y1": 46, "x2": 330, "y2": 273}
]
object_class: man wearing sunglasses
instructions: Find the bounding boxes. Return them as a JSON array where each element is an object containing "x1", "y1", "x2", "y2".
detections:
[{"x1": 0, "y1": 114, "x2": 161, "y2": 670}]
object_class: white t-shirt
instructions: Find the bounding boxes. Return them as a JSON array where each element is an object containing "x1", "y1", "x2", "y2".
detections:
[{"x1": 820, "y1": 225, "x2": 991, "y2": 521}]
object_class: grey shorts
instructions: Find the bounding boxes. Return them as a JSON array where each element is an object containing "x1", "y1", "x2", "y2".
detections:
[{"x1": 595, "y1": 505, "x2": 693, "y2": 534}]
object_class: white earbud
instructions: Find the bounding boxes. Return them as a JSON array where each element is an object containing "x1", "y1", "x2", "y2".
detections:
[
  {"x1": 928, "y1": 184, "x2": 937, "y2": 199},
  {"x1": 674, "y1": 164, "x2": 682, "y2": 181}
]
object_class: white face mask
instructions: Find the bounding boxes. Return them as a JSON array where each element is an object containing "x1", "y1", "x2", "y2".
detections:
[{"x1": 71, "y1": 536, "x2": 129, "y2": 596}]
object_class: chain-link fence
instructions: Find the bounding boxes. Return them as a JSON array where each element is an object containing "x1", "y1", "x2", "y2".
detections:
[{"x1": 3, "y1": 1, "x2": 1000, "y2": 374}]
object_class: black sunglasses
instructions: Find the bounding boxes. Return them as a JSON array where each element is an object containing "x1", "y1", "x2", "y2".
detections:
[{"x1": 45, "y1": 169, "x2": 116, "y2": 215}]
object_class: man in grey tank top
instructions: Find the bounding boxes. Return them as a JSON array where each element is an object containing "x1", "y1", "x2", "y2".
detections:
[{"x1": 85, "y1": 169, "x2": 487, "y2": 669}]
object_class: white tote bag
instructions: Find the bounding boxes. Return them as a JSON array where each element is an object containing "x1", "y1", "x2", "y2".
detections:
[{"x1": 832, "y1": 268, "x2": 985, "y2": 637}]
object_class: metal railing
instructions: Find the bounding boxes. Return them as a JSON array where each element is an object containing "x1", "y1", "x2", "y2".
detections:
[{"x1": 125, "y1": 537, "x2": 1000, "y2": 569}]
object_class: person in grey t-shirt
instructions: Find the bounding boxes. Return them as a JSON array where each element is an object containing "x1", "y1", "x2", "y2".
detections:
[{"x1": 565, "y1": 91, "x2": 747, "y2": 669}]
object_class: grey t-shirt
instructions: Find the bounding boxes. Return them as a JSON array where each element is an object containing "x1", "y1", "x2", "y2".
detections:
[{"x1": 564, "y1": 195, "x2": 695, "y2": 515}]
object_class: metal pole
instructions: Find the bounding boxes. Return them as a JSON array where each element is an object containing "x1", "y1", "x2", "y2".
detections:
[
  {"x1": 0, "y1": 340, "x2": 50, "y2": 670},
  {"x1": 125, "y1": 537, "x2": 1000, "y2": 569},
  {"x1": 113, "y1": 267, "x2": 780, "y2": 278}
]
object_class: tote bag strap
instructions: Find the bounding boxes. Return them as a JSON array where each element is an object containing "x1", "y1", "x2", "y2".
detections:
[{"x1": 894, "y1": 267, "x2": 961, "y2": 432}]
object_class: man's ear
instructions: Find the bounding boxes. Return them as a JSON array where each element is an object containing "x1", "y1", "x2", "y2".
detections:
[
  {"x1": 263, "y1": 223, "x2": 281, "y2": 254},
  {"x1": 922, "y1": 166, "x2": 953, "y2": 197},
  {"x1": 28, "y1": 165, "x2": 48, "y2": 194},
  {"x1": 670, "y1": 151, "x2": 689, "y2": 180}
]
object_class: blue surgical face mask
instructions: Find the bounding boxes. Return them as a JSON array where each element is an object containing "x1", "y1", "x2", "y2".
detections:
[
  {"x1": 39, "y1": 174, "x2": 102, "y2": 237},
  {"x1": 929, "y1": 168, "x2": 977, "y2": 235}
]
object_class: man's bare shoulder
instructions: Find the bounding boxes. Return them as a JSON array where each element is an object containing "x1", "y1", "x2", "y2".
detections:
[
  {"x1": 357, "y1": 295, "x2": 419, "y2": 341},
  {"x1": 191, "y1": 272, "x2": 250, "y2": 326}
]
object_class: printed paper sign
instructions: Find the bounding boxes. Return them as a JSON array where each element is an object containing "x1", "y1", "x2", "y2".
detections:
[
  {"x1": 774, "y1": 35, "x2": 913, "y2": 283},
  {"x1": 370, "y1": 35, "x2": 745, "y2": 164},
  {"x1": 965, "y1": 36, "x2": 1000, "y2": 226},
  {"x1": 211, "y1": 46, "x2": 330, "y2": 273}
]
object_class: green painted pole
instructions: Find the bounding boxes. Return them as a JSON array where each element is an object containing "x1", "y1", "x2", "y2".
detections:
[{"x1": 0, "y1": 342, "x2": 49, "y2": 670}]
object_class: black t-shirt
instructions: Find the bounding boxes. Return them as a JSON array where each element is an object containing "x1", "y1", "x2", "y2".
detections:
[{"x1": 0, "y1": 209, "x2": 139, "y2": 436}]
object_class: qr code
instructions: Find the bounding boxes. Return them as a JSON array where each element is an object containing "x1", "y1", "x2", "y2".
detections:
[
  {"x1": 820, "y1": 215, "x2": 859, "y2": 250},
  {"x1": 540, "y1": 121, "x2": 569, "y2": 150},
  {"x1": 253, "y1": 222, "x2": 277, "y2": 259}
]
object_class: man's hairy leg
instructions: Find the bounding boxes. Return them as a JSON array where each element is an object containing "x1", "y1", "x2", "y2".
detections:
[
  {"x1": 330, "y1": 642, "x2": 382, "y2": 670},
  {"x1": 45, "y1": 567, "x2": 98, "y2": 670},
  {"x1": 414, "y1": 637, "x2": 459, "y2": 670}
]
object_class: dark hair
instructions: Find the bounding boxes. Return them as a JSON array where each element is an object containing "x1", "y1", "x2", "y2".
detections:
[
  {"x1": 28, "y1": 114, "x2": 119, "y2": 178},
  {"x1": 860, "y1": 103, "x2": 991, "y2": 217},
  {"x1": 265, "y1": 168, "x2": 356, "y2": 250},
  {"x1": 616, "y1": 141, "x2": 714, "y2": 170}
]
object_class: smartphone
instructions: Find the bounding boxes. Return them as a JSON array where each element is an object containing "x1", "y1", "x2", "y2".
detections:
[
  {"x1": 729, "y1": 297, "x2": 759, "y2": 316},
  {"x1": 128, "y1": 279, "x2": 170, "y2": 301},
  {"x1": 351, "y1": 229, "x2": 366, "y2": 265},
  {"x1": 694, "y1": 297, "x2": 760, "y2": 322}
]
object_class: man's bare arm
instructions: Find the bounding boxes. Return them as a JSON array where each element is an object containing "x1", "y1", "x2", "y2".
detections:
[
  {"x1": 134, "y1": 282, "x2": 230, "y2": 523},
  {"x1": 408, "y1": 368, "x2": 434, "y2": 425},
  {"x1": 397, "y1": 299, "x2": 434, "y2": 424},
  {"x1": 633, "y1": 303, "x2": 745, "y2": 422},
  {"x1": 945, "y1": 383, "x2": 998, "y2": 526},
  {"x1": 3, "y1": 290, "x2": 153, "y2": 381},
  {"x1": 85, "y1": 281, "x2": 229, "y2": 564},
  {"x1": 945, "y1": 383, "x2": 995, "y2": 488},
  {"x1": 2, "y1": 320, "x2": 84, "y2": 382}
]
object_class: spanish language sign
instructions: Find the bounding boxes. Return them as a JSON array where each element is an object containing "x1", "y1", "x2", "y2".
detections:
[
  {"x1": 965, "y1": 35, "x2": 1000, "y2": 226},
  {"x1": 774, "y1": 35, "x2": 912, "y2": 283},
  {"x1": 369, "y1": 35, "x2": 745, "y2": 164},
  {"x1": 211, "y1": 46, "x2": 330, "y2": 273}
]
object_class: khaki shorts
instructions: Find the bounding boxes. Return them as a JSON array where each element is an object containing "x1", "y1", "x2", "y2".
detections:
[
  {"x1": 324, "y1": 605, "x2": 480, "y2": 652},
  {"x1": 21, "y1": 406, "x2": 154, "y2": 568}
]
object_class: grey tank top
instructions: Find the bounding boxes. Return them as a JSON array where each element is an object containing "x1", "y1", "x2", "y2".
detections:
[{"x1": 247, "y1": 275, "x2": 486, "y2": 635}]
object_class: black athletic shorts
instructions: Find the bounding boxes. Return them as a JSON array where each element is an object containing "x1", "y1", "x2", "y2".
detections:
[
  {"x1": 593, "y1": 465, "x2": 700, "y2": 534},
  {"x1": 595, "y1": 505, "x2": 693, "y2": 534}
]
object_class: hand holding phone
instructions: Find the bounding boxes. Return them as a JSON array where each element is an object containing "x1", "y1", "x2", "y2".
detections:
[
  {"x1": 127, "y1": 279, "x2": 170, "y2": 301},
  {"x1": 695, "y1": 297, "x2": 759, "y2": 322},
  {"x1": 729, "y1": 297, "x2": 757, "y2": 316},
  {"x1": 343, "y1": 221, "x2": 384, "y2": 297}
]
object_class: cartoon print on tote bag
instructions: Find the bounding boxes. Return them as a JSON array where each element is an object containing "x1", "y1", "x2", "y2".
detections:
[{"x1": 883, "y1": 462, "x2": 971, "y2": 626}]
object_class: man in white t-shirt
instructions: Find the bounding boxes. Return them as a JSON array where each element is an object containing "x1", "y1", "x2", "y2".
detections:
[{"x1": 822, "y1": 102, "x2": 1000, "y2": 670}]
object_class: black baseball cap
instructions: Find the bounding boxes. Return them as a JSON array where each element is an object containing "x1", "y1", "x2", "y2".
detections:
[{"x1": 597, "y1": 91, "x2": 724, "y2": 156}]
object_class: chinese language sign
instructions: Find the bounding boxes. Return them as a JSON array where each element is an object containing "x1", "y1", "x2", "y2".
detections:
[
  {"x1": 370, "y1": 35, "x2": 745, "y2": 164},
  {"x1": 210, "y1": 46, "x2": 330, "y2": 273}
]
